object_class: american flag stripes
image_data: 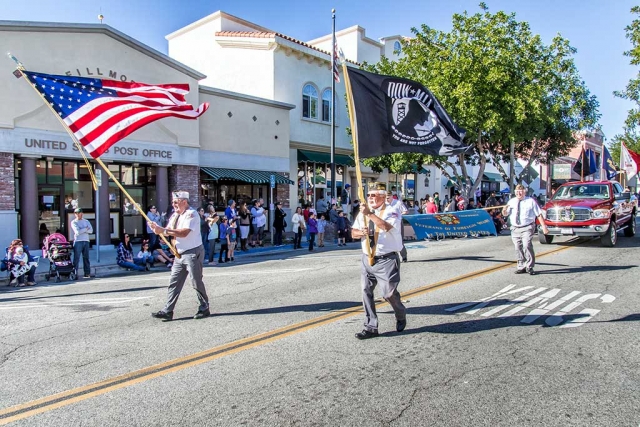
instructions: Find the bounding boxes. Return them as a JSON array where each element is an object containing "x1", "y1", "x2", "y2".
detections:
[{"x1": 23, "y1": 71, "x2": 209, "y2": 158}]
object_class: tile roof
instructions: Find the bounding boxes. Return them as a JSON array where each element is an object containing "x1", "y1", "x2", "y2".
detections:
[{"x1": 215, "y1": 31, "x2": 358, "y2": 64}]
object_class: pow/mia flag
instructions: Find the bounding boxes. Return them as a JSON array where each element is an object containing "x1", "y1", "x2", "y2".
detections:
[{"x1": 346, "y1": 68, "x2": 470, "y2": 158}]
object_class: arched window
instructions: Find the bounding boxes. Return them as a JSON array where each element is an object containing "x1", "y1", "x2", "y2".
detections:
[
  {"x1": 394, "y1": 40, "x2": 402, "y2": 54},
  {"x1": 302, "y1": 84, "x2": 318, "y2": 119},
  {"x1": 322, "y1": 89, "x2": 332, "y2": 122}
]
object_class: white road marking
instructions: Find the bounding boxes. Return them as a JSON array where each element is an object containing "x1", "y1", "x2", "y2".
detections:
[
  {"x1": 0, "y1": 296, "x2": 152, "y2": 310},
  {"x1": 498, "y1": 289, "x2": 562, "y2": 317},
  {"x1": 481, "y1": 287, "x2": 548, "y2": 317},
  {"x1": 521, "y1": 291, "x2": 582, "y2": 324},
  {"x1": 448, "y1": 287, "x2": 615, "y2": 328}
]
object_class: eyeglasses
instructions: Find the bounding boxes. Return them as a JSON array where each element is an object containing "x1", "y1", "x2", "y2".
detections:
[
  {"x1": 171, "y1": 200, "x2": 181, "y2": 204},
  {"x1": 124, "y1": 235, "x2": 130, "y2": 238},
  {"x1": 151, "y1": 207, "x2": 156, "y2": 210}
]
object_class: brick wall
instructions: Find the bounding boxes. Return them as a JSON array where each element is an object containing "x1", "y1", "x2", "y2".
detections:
[
  {"x1": 0, "y1": 153, "x2": 15, "y2": 210},
  {"x1": 169, "y1": 165, "x2": 200, "y2": 208},
  {"x1": 275, "y1": 172, "x2": 291, "y2": 209}
]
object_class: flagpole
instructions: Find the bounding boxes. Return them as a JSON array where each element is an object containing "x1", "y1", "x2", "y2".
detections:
[
  {"x1": 330, "y1": 9, "x2": 337, "y2": 205},
  {"x1": 341, "y1": 59, "x2": 374, "y2": 265},
  {"x1": 9, "y1": 54, "x2": 180, "y2": 258}
]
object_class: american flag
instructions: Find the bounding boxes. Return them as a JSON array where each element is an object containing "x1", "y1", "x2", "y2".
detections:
[
  {"x1": 332, "y1": 37, "x2": 340, "y2": 83},
  {"x1": 23, "y1": 71, "x2": 209, "y2": 158}
]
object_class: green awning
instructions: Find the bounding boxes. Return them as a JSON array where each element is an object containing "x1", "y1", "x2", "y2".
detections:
[
  {"x1": 482, "y1": 172, "x2": 503, "y2": 182},
  {"x1": 201, "y1": 167, "x2": 293, "y2": 184},
  {"x1": 445, "y1": 176, "x2": 475, "y2": 187},
  {"x1": 297, "y1": 149, "x2": 355, "y2": 166}
]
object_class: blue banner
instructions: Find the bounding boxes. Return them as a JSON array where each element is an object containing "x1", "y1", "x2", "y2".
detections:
[
  {"x1": 602, "y1": 145, "x2": 617, "y2": 180},
  {"x1": 405, "y1": 209, "x2": 497, "y2": 239}
]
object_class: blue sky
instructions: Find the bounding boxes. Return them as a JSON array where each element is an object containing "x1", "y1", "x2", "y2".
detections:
[{"x1": 1, "y1": 0, "x2": 637, "y2": 143}]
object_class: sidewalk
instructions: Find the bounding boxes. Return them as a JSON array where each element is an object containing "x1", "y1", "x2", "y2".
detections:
[{"x1": 1, "y1": 239, "x2": 354, "y2": 286}]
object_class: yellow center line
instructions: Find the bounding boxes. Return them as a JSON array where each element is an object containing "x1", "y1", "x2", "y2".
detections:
[{"x1": 0, "y1": 243, "x2": 574, "y2": 425}]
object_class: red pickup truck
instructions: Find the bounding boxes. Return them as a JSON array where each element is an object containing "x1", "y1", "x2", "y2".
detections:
[{"x1": 539, "y1": 180, "x2": 637, "y2": 247}]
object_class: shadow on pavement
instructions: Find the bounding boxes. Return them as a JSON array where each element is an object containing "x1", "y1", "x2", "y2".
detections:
[
  {"x1": 0, "y1": 285, "x2": 166, "y2": 303},
  {"x1": 223, "y1": 301, "x2": 361, "y2": 316}
]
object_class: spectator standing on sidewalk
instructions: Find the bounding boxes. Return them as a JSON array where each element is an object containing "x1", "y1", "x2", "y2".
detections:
[
  {"x1": 316, "y1": 196, "x2": 328, "y2": 219},
  {"x1": 71, "y1": 208, "x2": 93, "y2": 279},
  {"x1": 308, "y1": 212, "x2": 318, "y2": 251},
  {"x1": 205, "y1": 213, "x2": 219, "y2": 265},
  {"x1": 341, "y1": 184, "x2": 352, "y2": 219},
  {"x1": 336, "y1": 211, "x2": 348, "y2": 246},
  {"x1": 291, "y1": 207, "x2": 305, "y2": 249},
  {"x1": 198, "y1": 207, "x2": 210, "y2": 259},
  {"x1": 250, "y1": 199, "x2": 267, "y2": 247},
  {"x1": 317, "y1": 214, "x2": 327, "y2": 247},
  {"x1": 273, "y1": 201, "x2": 287, "y2": 247},
  {"x1": 238, "y1": 201, "x2": 252, "y2": 251},
  {"x1": 146, "y1": 205, "x2": 162, "y2": 250}
]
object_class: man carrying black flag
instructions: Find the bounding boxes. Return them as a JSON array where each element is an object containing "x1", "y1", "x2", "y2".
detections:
[{"x1": 346, "y1": 68, "x2": 471, "y2": 158}]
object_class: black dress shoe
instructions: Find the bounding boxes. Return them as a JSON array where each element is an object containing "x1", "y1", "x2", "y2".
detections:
[
  {"x1": 396, "y1": 319, "x2": 407, "y2": 332},
  {"x1": 515, "y1": 269, "x2": 526, "y2": 274},
  {"x1": 355, "y1": 329, "x2": 379, "y2": 340},
  {"x1": 402, "y1": 258, "x2": 408, "y2": 263},
  {"x1": 194, "y1": 309, "x2": 211, "y2": 319},
  {"x1": 528, "y1": 268, "x2": 536, "y2": 275},
  {"x1": 151, "y1": 310, "x2": 173, "y2": 321}
]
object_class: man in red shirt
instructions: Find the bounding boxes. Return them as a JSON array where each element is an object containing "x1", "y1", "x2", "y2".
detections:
[{"x1": 424, "y1": 196, "x2": 438, "y2": 214}]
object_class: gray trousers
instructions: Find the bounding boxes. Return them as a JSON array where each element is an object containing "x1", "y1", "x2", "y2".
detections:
[
  {"x1": 510, "y1": 223, "x2": 536, "y2": 271},
  {"x1": 163, "y1": 245, "x2": 208, "y2": 313},
  {"x1": 361, "y1": 253, "x2": 406, "y2": 332}
]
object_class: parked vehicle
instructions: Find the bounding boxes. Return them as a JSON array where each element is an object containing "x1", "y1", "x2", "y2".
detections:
[{"x1": 539, "y1": 181, "x2": 637, "y2": 247}]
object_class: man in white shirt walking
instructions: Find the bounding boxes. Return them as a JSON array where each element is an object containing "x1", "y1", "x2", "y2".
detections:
[
  {"x1": 502, "y1": 184, "x2": 549, "y2": 275},
  {"x1": 149, "y1": 191, "x2": 210, "y2": 321}
]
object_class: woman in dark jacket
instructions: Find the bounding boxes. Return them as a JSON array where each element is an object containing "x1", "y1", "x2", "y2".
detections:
[{"x1": 273, "y1": 201, "x2": 287, "y2": 246}]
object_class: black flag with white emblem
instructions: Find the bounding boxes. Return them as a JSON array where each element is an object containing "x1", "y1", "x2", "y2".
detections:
[{"x1": 346, "y1": 68, "x2": 470, "y2": 158}]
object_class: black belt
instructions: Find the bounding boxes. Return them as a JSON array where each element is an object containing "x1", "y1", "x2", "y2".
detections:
[{"x1": 373, "y1": 253, "x2": 397, "y2": 261}]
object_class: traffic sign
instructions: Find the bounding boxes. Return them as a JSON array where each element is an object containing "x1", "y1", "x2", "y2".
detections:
[{"x1": 270, "y1": 174, "x2": 275, "y2": 189}]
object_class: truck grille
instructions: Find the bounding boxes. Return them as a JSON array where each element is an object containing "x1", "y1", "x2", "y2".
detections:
[{"x1": 546, "y1": 207, "x2": 592, "y2": 222}]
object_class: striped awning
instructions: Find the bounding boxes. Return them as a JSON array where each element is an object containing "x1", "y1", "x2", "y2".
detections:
[{"x1": 201, "y1": 167, "x2": 293, "y2": 184}]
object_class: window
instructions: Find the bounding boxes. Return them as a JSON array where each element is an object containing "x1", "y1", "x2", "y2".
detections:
[
  {"x1": 394, "y1": 41, "x2": 402, "y2": 54},
  {"x1": 302, "y1": 84, "x2": 318, "y2": 119},
  {"x1": 321, "y1": 89, "x2": 332, "y2": 122}
]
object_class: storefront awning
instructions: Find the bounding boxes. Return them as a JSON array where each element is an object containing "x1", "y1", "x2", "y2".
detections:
[
  {"x1": 297, "y1": 149, "x2": 355, "y2": 166},
  {"x1": 482, "y1": 172, "x2": 503, "y2": 182},
  {"x1": 201, "y1": 167, "x2": 293, "y2": 185},
  {"x1": 445, "y1": 176, "x2": 475, "y2": 187}
]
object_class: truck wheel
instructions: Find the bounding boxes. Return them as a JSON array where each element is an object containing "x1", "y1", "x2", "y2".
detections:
[
  {"x1": 624, "y1": 215, "x2": 636, "y2": 237},
  {"x1": 600, "y1": 220, "x2": 617, "y2": 247},
  {"x1": 538, "y1": 233, "x2": 554, "y2": 244}
]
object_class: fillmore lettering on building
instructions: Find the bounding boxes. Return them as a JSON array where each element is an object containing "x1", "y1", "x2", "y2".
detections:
[{"x1": 64, "y1": 68, "x2": 134, "y2": 82}]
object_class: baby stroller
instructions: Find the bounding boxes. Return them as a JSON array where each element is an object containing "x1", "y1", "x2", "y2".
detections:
[{"x1": 42, "y1": 233, "x2": 77, "y2": 282}]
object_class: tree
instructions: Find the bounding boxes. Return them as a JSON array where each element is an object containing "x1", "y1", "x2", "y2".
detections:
[
  {"x1": 362, "y1": 3, "x2": 599, "y2": 200},
  {"x1": 612, "y1": 6, "x2": 640, "y2": 163}
]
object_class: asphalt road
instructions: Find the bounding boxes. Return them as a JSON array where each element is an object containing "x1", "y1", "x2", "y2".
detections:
[{"x1": 0, "y1": 229, "x2": 638, "y2": 426}]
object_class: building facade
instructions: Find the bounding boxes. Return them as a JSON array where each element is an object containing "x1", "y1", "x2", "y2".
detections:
[{"x1": 0, "y1": 21, "x2": 294, "y2": 250}]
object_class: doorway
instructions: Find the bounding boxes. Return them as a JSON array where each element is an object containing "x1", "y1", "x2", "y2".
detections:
[{"x1": 38, "y1": 186, "x2": 64, "y2": 247}]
